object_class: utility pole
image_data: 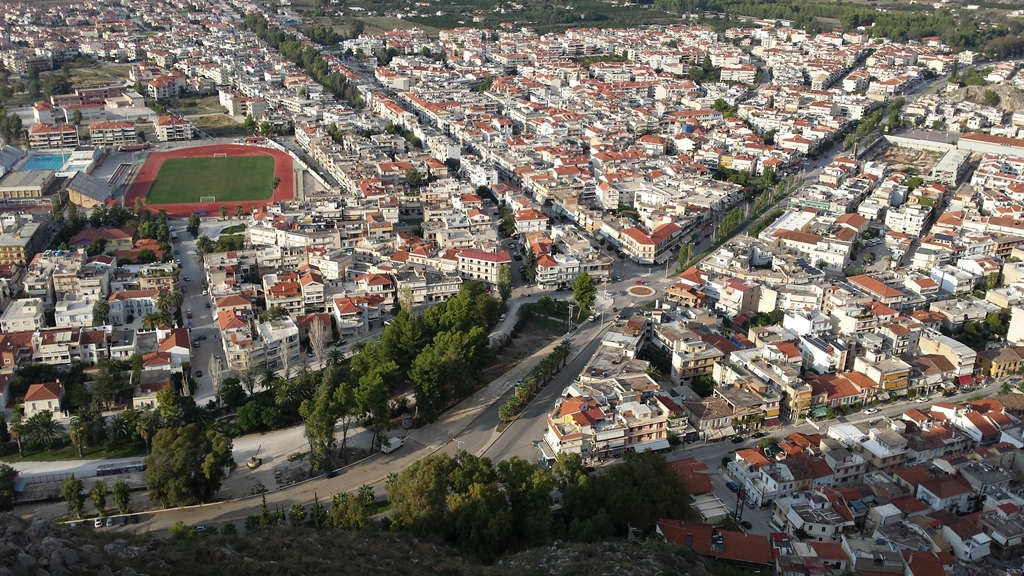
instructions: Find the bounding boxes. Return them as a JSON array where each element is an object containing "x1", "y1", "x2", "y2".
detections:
[{"x1": 567, "y1": 304, "x2": 574, "y2": 332}]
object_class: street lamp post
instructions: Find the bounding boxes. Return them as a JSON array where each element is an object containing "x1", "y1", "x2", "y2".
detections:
[{"x1": 453, "y1": 438, "x2": 465, "y2": 452}]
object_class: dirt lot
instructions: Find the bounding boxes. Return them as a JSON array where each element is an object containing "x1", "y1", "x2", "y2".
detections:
[
  {"x1": 875, "y1": 147, "x2": 944, "y2": 175},
  {"x1": 483, "y1": 316, "x2": 564, "y2": 381}
]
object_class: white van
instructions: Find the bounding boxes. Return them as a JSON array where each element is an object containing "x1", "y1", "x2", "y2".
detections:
[{"x1": 381, "y1": 437, "x2": 404, "y2": 454}]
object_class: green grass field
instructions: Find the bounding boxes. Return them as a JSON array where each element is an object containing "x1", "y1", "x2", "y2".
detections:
[{"x1": 146, "y1": 156, "x2": 276, "y2": 204}]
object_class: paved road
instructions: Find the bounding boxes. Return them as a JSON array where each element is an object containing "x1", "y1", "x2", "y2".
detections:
[{"x1": 92, "y1": 312, "x2": 610, "y2": 533}]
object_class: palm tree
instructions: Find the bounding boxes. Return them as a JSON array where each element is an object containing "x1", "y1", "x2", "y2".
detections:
[
  {"x1": 326, "y1": 349, "x2": 342, "y2": 367},
  {"x1": 141, "y1": 312, "x2": 163, "y2": 330},
  {"x1": 135, "y1": 409, "x2": 158, "y2": 453},
  {"x1": 235, "y1": 205, "x2": 244, "y2": 219},
  {"x1": 24, "y1": 411, "x2": 67, "y2": 449},
  {"x1": 196, "y1": 236, "x2": 216, "y2": 256},
  {"x1": 275, "y1": 378, "x2": 312, "y2": 412},
  {"x1": 260, "y1": 368, "x2": 278, "y2": 392},
  {"x1": 9, "y1": 414, "x2": 26, "y2": 457},
  {"x1": 155, "y1": 291, "x2": 171, "y2": 313},
  {"x1": 107, "y1": 411, "x2": 134, "y2": 446},
  {"x1": 167, "y1": 289, "x2": 184, "y2": 310},
  {"x1": 69, "y1": 414, "x2": 86, "y2": 457}
]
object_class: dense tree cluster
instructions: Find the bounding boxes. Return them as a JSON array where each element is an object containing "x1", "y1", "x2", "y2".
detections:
[
  {"x1": 242, "y1": 15, "x2": 365, "y2": 109},
  {"x1": 387, "y1": 450, "x2": 695, "y2": 561}
]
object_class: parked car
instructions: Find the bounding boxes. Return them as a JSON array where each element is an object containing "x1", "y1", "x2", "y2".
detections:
[
  {"x1": 130, "y1": 515, "x2": 138, "y2": 524},
  {"x1": 864, "y1": 408, "x2": 879, "y2": 415},
  {"x1": 635, "y1": 280, "x2": 644, "y2": 285},
  {"x1": 120, "y1": 516, "x2": 128, "y2": 526},
  {"x1": 499, "y1": 313, "x2": 506, "y2": 322},
  {"x1": 726, "y1": 482, "x2": 738, "y2": 492},
  {"x1": 740, "y1": 520, "x2": 752, "y2": 530},
  {"x1": 194, "y1": 525, "x2": 206, "y2": 533},
  {"x1": 751, "y1": 432, "x2": 765, "y2": 439},
  {"x1": 196, "y1": 369, "x2": 203, "y2": 378},
  {"x1": 731, "y1": 436, "x2": 744, "y2": 444},
  {"x1": 94, "y1": 518, "x2": 104, "y2": 528},
  {"x1": 105, "y1": 517, "x2": 114, "y2": 527},
  {"x1": 914, "y1": 397, "x2": 930, "y2": 403},
  {"x1": 615, "y1": 276, "x2": 622, "y2": 282},
  {"x1": 205, "y1": 303, "x2": 211, "y2": 308},
  {"x1": 183, "y1": 276, "x2": 190, "y2": 282},
  {"x1": 325, "y1": 470, "x2": 339, "y2": 479}
]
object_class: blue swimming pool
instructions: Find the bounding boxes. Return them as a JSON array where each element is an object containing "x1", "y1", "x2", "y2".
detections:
[{"x1": 21, "y1": 154, "x2": 68, "y2": 171}]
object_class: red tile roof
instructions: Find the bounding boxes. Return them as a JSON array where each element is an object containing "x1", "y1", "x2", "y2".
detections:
[{"x1": 658, "y1": 519, "x2": 773, "y2": 566}]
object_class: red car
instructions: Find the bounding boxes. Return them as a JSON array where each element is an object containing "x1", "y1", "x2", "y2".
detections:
[{"x1": 635, "y1": 280, "x2": 644, "y2": 285}]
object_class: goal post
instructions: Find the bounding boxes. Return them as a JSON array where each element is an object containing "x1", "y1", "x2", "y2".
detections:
[
  {"x1": 213, "y1": 152, "x2": 227, "y2": 158},
  {"x1": 199, "y1": 196, "x2": 216, "y2": 203}
]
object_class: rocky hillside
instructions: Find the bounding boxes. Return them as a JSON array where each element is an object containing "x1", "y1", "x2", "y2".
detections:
[
  {"x1": 0, "y1": 514, "x2": 710, "y2": 576},
  {"x1": 947, "y1": 84, "x2": 1024, "y2": 111}
]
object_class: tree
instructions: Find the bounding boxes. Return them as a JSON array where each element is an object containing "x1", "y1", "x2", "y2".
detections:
[
  {"x1": 24, "y1": 410, "x2": 67, "y2": 448},
  {"x1": 168, "y1": 521, "x2": 192, "y2": 539},
  {"x1": 571, "y1": 271, "x2": 596, "y2": 318},
  {"x1": 69, "y1": 413, "x2": 87, "y2": 457},
  {"x1": 112, "y1": 480, "x2": 131, "y2": 514},
  {"x1": 145, "y1": 423, "x2": 234, "y2": 507},
  {"x1": 405, "y1": 169, "x2": 422, "y2": 188},
  {"x1": 0, "y1": 463, "x2": 16, "y2": 511},
  {"x1": 691, "y1": 375, "x2": 716, "y2": 397},
  {"x1": 72, "y1": 109, "x2": 82, "y2": 126},
  {"x1": 209, "y1": 355, "x2": 225, "y2": 406},
  {"x1": 259, "y1": 121, "x2": 274, "y2": 137},
  {"x1": 299, "y1": 383, "x2": 340, "y2": 474},
  {"x1": 242, "y1": 114, "x2": 257, "y2": 134},
  {"x1": 271, "y1": 176, "x2": 281, "y2": 191},
  {"x1": 8, "y1": 414, "x2": 24, "y2": 457},
  {"x1": 90, "y1": 481, "x2": 108, "y2": 516},
  {"x1": 308, "y1": 316, "x2": 329, "y2": 367},
  {"x1": 289, "y1": 502, "x2": 307, "y2": 526},
  {"x1": 196, "y1": 236, "x2": 216, "y2": 256},
  {"x1": 525, "y1": 248, "x2": 538, "y2": 283},
  {"x1": 220, "y1": 378, "x2": 246, "y2": 407},
  {"x1": 238, "y1": 366, "x2": 259, "y2": 396},
  {"x1": 92, "y1": 300, "x2": 110, "y2": 326},
  {"x1": 93, "y1": 358, "x2": 129, "y2": 409},
  {"x1": 234, "y1": 204, "x2": 244, "y2": 219},
  {"x1": 135, "y1": 248, "x2": 157, "y2": 264},
  {"x1": 219, "y1": 206, "x2": 228, "y2": 219},
  {"x1": 61, "y1": 477, "x2": 85, "y2": 518},
  {"x1": 187, "y1": 214, "x2": 200, "y2": 236},
  {"x1": 982, "y1": 88, "x2": 1000, "y2": 107},
  {"x1": 678, "y1": 243, "x2": 693, "y2": 270},
  {"x1": 497, "y1": 264, "x2": 513, "y2": 304}
]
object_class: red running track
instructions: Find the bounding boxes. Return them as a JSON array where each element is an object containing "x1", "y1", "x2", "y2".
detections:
[{"x1": 124, "y1": 144, "x2": 296, "y2": 218}]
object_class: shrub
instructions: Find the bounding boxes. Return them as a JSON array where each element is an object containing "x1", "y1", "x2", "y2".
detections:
[{"x1": 168, "y1": 521, "x2": 192, "y2": 539}]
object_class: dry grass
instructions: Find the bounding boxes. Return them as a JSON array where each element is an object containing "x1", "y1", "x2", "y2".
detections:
[{"x1": 89, "y1": 524, "x2": 711, "y2": 576}]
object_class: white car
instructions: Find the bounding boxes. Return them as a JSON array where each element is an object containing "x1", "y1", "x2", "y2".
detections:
[
  {"x1": 864, "y1": 408, "x2": 879, "y2": 415},
  {"x1": 915, "y1": 397, "x2": 930, "y2": 403}
]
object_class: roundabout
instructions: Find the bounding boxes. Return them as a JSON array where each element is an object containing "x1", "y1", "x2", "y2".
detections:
[{"x1": 627, "y1": 285, "x2": 657, "y2": 297}]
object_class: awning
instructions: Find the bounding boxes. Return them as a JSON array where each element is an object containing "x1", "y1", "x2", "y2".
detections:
[
  {"x1": 958, "y1": 375, "x2": 972, "y2": 386},
  {"x1": 632, "y1": 439, "x2": 671, "y2": 453},
  {"x1": 763, "y1": 418, "x2": 781, "y2": 427},
  {"x1": 811, "y1": 407, "x2": 828, "y2": 418},
  {"x1": 536, "y1": 441, "x2": 556, "y2": 462}
]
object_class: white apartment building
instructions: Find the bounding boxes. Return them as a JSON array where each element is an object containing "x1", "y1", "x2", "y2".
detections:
[
  {"x1": 0, "y1": 298, "x2": 45, "y2": 332},
  {"x1": 155, "y1": 115, "x2": 194, "y2": 141}
]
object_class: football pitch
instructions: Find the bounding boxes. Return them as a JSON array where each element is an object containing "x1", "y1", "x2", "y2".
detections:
[{"x1": 144, "y1": 156, "x2": 276, "y2": 204}]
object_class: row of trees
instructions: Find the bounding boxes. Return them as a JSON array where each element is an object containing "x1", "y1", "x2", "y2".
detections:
[
  {"x1": 387, "y1": 450, "x2": 696, "y2": 561},
  {"x1": 717, "y1": 206, "x2": 745, "y2": 239},
  {"x1": 241, "y1": 15, "x2": 365, "y2": 109},
  {"x1": 498, "y1": 340, "x2": 572, "y2": 422},
  {"x1": 60, "y1": 477, "x2": 132, "y2": 518}
]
